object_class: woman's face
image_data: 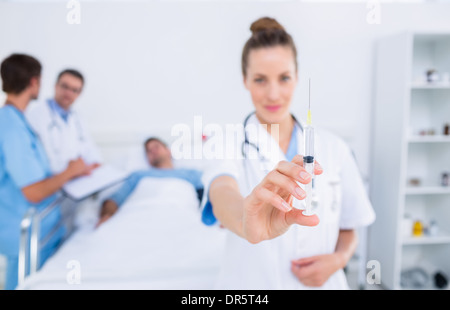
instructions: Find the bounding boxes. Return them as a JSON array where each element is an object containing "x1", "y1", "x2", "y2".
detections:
[{"x1": 244, "y1": 46, "x2": 298, "y2": 125}]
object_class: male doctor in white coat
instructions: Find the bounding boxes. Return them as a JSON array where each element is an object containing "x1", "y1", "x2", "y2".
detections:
[{"x1": 26, "y1": 69, "x2": 102, "y2": 174}]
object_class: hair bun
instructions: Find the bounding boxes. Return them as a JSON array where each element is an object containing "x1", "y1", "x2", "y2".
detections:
[{"x1": 250, "y1": 17, "x2": 285, "y2": 34}]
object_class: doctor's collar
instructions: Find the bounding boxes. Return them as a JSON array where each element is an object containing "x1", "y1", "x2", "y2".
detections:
[{"x1": 49, "y1": 98, "x2": 71, "y2": 122}]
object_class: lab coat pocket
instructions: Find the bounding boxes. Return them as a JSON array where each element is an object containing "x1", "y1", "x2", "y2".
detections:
[{"x1": 321, "y1": 176, "x2": 342, "y2": 224}]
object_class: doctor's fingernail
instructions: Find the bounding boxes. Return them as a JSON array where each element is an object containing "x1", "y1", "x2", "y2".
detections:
[
  {"x1": 300, "y1": 171, "x2": 311, "y2": 181},
  {"x1": 281, "y1": 201, "x2": 292, "y2": 212},
  {"x1": 295, "y1": 187, "x2": 306, "y2": 199}
]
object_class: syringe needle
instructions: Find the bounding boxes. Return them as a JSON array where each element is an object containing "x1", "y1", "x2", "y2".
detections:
[{"x1": 308, "y1": 78, "x2": 311, "y2": 111}]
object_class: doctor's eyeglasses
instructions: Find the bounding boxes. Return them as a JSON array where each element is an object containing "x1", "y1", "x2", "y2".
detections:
[{"x1": 58, "y1": 82, "x2": 82, "y2": 95}]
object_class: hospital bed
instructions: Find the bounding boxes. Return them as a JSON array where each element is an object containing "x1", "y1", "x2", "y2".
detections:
[{"x1": 16, "y1": 132, "x2": 227, "y2": 290}]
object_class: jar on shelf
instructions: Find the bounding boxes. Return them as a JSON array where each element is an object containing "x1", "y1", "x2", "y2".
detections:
[
  {"x1": 413, "y1": 220, "x2": 424, "y2": 237},
  {"x1": 403, "y1": 214, "x2": 413, "y2": 237},
  {"x1": 426, "y1": 69, "x2": 439, "y2": 83},
  {"x1": 428, "y1": 220, "x2": 439, "y2": 237},
  {"x1": 442, "y1": 172, "x2": 449, "y2": 187}
]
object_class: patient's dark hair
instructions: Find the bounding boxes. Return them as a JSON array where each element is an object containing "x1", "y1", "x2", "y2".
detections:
[
  {"x1": 144, "y1": 137, "x2": 167, "y2": 150},
  {"x1": 1, "y1": 53, "x2": 41, "y2": 94},
  {"x1": 57, "y1": 69, "x2": 84, "y2": 85},
  {"x1": 241, "y1": 17, "x2": 298, "y2": 77}
]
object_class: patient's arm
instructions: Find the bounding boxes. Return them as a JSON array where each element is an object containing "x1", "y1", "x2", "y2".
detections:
[
  {"x1": 96, "y1": 199, "x2": 119, "y2": 227},
  {"x1": 106, "y1": 172, "x2": 143, "y2": 207},
  {"x1": 95, "y1": 171, "x2": 152, "y2": 227}
]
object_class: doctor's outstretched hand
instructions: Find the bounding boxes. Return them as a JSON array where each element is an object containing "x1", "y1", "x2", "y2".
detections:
[{"x1": 209, "y1": 155, "x2": 323, "y2": 244}]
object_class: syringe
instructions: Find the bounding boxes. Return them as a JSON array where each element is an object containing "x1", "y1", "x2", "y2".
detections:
[{"x1": 302, "y1": 79, "x2": 315, "y2": 216}]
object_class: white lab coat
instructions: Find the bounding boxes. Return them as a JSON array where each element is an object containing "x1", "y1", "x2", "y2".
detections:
[
  {"x1": 26, "y1": 99, "x2": 102, "y2": 174},
  {"x1": 202, "y1": 113, "x2": 375, "y2": 290}
]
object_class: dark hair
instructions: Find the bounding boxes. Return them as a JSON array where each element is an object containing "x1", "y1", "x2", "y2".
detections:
[
  {"x1": 57, "y1": 69, "x2": 84, "y2": 84},
  {"x1": 144, "y1": 137, "x2": 167, "y2": 150},
  {"x1": 1, "y1": 54, "x2": 42, "y2": 94},
  {"x1": 241, "y1": 17, "x2": 298, "y2": 77}
]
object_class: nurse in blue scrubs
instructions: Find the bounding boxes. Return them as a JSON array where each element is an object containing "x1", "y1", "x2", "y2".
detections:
[{"x1": 0, "y1": 54, "x2": 93, "y2": 290}]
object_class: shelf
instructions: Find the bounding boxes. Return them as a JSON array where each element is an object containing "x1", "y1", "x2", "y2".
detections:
[
  {"x1": 405, "y1": 186, "x2": 450, "y2": 195},
  {"x1": 408, "y1": 136, "x2": 450, "y2": 143},
  {"x1": 411, "y1": 82, "x2": 450, "y2": 89},
  {"x1": 370, "y1": 32, "x2": 450, "y2": 290},
  {"x1": 403, "y1": 232, "x2": 450, "y2": 246}
]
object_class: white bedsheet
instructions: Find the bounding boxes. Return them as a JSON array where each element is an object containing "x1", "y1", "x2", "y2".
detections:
[{"x1": 18, "y1": 177, "x2": 226, "y2": 290}]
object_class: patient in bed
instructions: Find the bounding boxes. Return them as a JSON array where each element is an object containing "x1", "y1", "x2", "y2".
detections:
[{"x1": 96, "y1": 137, "x2": 203, "y2": 227}]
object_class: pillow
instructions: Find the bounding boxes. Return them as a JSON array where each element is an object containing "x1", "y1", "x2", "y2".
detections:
[
  {"x1": 123, "y1": 145, "x2": 151, "y2": 173},
  {"x1": 122, "y1": 140, "x2": 211, "y2": 173}
]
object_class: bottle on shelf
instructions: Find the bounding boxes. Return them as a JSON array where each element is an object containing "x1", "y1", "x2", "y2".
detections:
[
  {"x1": 413, "y1": 220, "x2": 424, "y2": 237},
  {"x1": 442, "y1": 172, "x2": 449, "y2": 187}
]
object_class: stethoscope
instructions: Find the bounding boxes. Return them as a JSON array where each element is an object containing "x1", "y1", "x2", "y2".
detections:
[
  {"x1": 47, "y1": 99, "x2": 85, "y2": 155},
  {"x1": 241, "y1": 111, "x2": 303, "y2": 161},
  {"x1": 241, "y1": 111, "x2": 319, "y2": 210}
]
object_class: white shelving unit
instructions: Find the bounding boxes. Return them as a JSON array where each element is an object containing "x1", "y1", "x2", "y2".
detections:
[
  {"x1": 369, "y1": 32, "x2": 450, "y2": 290},
  {"x1": 408, "y1": 135, "x2": 450, "y2": 143}
]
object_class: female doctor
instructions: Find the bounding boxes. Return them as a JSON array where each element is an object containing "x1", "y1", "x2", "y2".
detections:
[{"x1": 202, "y1": 17, "x2": 375, "y2": 289}]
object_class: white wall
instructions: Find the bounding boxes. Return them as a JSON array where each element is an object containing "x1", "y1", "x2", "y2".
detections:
[{"x1": 1, "y1": 1, "x2": 450, "y2": 179}]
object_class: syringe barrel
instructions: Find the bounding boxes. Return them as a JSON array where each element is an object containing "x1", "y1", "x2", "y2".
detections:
[
  {"x1": 304, "y1": 125, "x2": 315, "y2": 158},
  {"x1": 302, "y1": 125, "x2": 315, "y2": 216},
  {"x1": 302, "y1": 162, "x2": 314, "y2": 216}
]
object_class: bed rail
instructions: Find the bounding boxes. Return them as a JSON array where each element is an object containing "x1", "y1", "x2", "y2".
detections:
[{"x1": 17, "y1": 194, "x2": 77, "y2": 287}]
